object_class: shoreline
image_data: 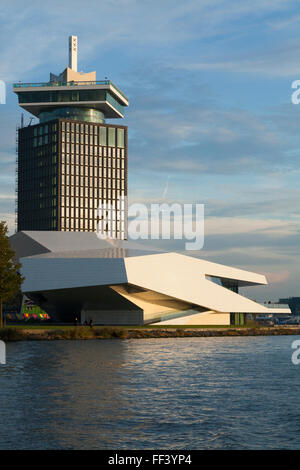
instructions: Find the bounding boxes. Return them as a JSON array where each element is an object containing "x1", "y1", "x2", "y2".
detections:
[{"x1": 1, "y1": 325, "x2": 300, "y2": 341}]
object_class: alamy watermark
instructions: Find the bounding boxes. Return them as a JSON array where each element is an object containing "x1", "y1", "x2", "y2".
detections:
[
  {"x1": 0, "y1": 80, "x2": 6, "y2": 104},
  {"x1": 0, "y1": 341, "x2": 6, "y2": 365},
  {"x1": 96, "y1": 196, "x2": 204, "y2": 251},
  {"x1": 291, "y1": 340, "x2": 300, "y2": 365}
]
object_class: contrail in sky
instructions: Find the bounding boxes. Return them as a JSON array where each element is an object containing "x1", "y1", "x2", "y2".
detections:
[{"x1": 162, "y1": 176, "x2": 170, "y2": 199}]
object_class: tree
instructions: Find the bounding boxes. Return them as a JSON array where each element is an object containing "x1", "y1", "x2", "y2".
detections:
[{"x1": 0, "y1": 221, "x2": 24, "y2": 328}]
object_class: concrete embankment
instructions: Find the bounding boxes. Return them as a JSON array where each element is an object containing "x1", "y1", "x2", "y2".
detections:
[{"x1": 1, "y1": 325, "x2": 300, "y2": 341}]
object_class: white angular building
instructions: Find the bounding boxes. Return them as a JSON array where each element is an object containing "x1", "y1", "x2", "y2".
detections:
[{"x1": 10, "y1": 231, "x2": 290, "y2": 325}]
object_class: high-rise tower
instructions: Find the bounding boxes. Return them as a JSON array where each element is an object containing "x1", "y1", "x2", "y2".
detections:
[{"x1": 13, "y1": 36, "x2": 129, "y2": 238}]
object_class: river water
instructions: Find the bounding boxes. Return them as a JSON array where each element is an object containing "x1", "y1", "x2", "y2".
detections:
[{"x1": 0, "y1": 336, "x2": 300, "y2": 449}]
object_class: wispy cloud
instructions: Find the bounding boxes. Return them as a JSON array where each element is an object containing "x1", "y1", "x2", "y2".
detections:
[
  {"x1": 205, "y1": 217, "x2": 300, "y2": 237},
  {"x1": 261, "y1": 270, "x2": 290, "y2": 283},
  {"x1": 177, "y1": 45, "x2": 300, "y2": 77},
  {"x1": 0, "y1": 0, "x2": 297, "y2": 80}
]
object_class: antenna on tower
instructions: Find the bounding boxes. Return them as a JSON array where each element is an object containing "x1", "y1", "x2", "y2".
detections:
[{"x1": 69, "y1": 35, "x2": 78, "y2": 72}]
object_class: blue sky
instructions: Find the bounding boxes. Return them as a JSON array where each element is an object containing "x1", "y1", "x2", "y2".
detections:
[{"x1": 1, "y1": 0, "x2": 300, "y2": 301}]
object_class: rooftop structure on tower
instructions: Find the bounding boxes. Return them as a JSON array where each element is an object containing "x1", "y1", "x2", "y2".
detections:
[{"x1": 14, "y1": 35, "x2": 129, "y2": 122}]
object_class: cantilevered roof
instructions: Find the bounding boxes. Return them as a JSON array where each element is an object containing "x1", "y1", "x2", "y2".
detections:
[
  {"x1": 125, "y1": 252, "x2": 267, "y2": 287},
  {"x1": 125, "y1": 253, "x2": 271, "y2": 314}
]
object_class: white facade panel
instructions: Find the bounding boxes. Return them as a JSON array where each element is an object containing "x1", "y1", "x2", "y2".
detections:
[
  {"x1": 125, "y1": 253, "x2": 277, "y2": 314},
  {"x1": 21, "y1": 257, "x2": 127, "y2": 292},
  {"x1": 152, "y1": 311, "x2": 231, "y2": 326}
]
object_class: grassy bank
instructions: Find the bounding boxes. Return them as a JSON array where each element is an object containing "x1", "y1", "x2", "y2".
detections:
[{"x1": 1, "y1": 325, "x2": 300, "y2": 341}]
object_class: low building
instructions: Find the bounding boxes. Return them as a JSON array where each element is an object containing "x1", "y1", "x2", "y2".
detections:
[{"x1": 9, "y1": 231, "x2": 291, "y2": 325}]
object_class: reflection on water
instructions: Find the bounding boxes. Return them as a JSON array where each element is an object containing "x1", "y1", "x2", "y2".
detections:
[{"x1": 0, "y1": 337, "x2": 300, "y2": 449}]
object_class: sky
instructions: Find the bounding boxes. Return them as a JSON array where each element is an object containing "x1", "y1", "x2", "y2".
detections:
[{"x1": 1, "y1": 0, "x2": 300, "y2": 301}]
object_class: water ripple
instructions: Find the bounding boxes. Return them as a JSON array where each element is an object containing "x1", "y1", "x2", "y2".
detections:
[{"x1": 0, "y1": 337, "x2": 299, "y2": 449}]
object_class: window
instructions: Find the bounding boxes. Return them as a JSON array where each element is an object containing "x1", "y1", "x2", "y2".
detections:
[
  {"x1": 99, "y1": 127, "x2": 106, "y2": 146},
  {"x1": 108, "y1": 127, "x2": 115, "y2": 146},
  {"x1": 117, "y1": 128, "x2": 125, "y2": 148}
]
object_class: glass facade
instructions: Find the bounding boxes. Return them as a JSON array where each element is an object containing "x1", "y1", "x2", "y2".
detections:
[
  {"x1": 18, "y1": 118, "x2": 127, "y2": 238},
  {"x1": 230, "y1": 313, "x2": 245, "y2": 326},
  {"x1": 18, "y1": 121, "x2": 58, "y2": 230},
  {"x1": 18, "y1": 89, "x2": 125, "y2": 116},
  {"x1": 40, "y1": 107, "x2": 105, "y2": 124},
  {"x1": 206, "y1": 275, "x2": 239, "y2": 293}
]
